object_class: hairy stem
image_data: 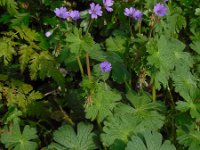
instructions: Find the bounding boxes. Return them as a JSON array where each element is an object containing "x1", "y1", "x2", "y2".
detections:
[
  {"x1": 152, "y1": 84, "x2": 156, "y2": 102},
  {"x1": 86, "y1": 19, "x2": 93, "y2": 35},
  {"x1": 77, "y1": 56, "x2": 84, "y2": 77},
  {"x1": 167, "y1": 85, "x2": 176, "y2": 144},
  {"x1": 86, "y1": 53, "x2": 91, "y2": 80},
  {"x1": 97, "y1": 118, "x2": 102, "y2": 131},
  {"x1": 138, "y1": 20, "x2": 142, "y2": 34},
  {"x1": 167, "y1": 85, "x2": 175, "y2": 109},
  {"x1": 129, "y1": 18, "x2": 133, "y2": 37},
  {"x1": 58, "y1": 105, "x2": 74, "y2": 126}
]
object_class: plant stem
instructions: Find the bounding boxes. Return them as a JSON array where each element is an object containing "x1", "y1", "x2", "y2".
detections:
[
  {"x1": 166, "y1": 85, "x2": 176, "y2": 143},
  {"x1": 77, "y1": 56, "x2": 84, "y2": 77},
  {"x1": 86, "y1": 53, "x2": 91, "y2": 80},
  {"x1": 152, "y1": 84, "x2": 156, "y2": 102},
  {"x1": 149, "y1": 26, "x2": 153, "y2": 38},
  {"x1": 86, "y1": 19, "x2": 93, "y2": 35},
  {"x1": 97, "y1": 118, "x2": 102, "y2": 131},
  {"x1": 58, "y1": 104, "x2": 74, "y2": 126},
  {"x1": 167, "y1": 85, "x2": 175, "y2": 109},
  {"x1": 138, "y1": 20, "x2": 142, "y2": 34},
  {"x1": 129, "y1": 18, "x2": 133, "y2": 37},
  {"x1": 85, "y1": 19, "x2": 93, "y2": 80}
]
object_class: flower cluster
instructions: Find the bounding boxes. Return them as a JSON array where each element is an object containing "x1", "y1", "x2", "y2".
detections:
[
  {"x1": 88, "y1": 0, "x2": 114, "y2": 19},
  {"x1": 124, "y1": 7, "x2": 143, "y2": 21},
  {"x1": 47, "y1": 1, "x2": 168, "y2": 37},
  {"x1": 54, "y1": 7, "x2": 80, "y2": 21}
]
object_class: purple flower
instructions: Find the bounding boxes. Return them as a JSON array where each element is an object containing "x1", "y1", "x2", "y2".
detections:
[
  {"x1": 100, "y1": 61, "x2": 112, "y2": 72},
  {"x1": 88, "y1": 3, "x2": 103, "y2": 19},
  {"x1": 153, "y1": 3, "x2": 167, "y2": 17},
  {"x1": 103, "y1": 0, "x2": 114, "y2": 12},
  {"x1": 133, "y1": 10, "x2": 143, "y2": 21},
  {"x1": 124, "y1": 7, "x2": 135, "y2": 17},
  {"x1": 45, "y1": 31, "x2": 52, "y2": 37},
  {"x1": 54, "y1": 7, "x2": 69, "y2": 19},
  {"x1": 70, "y1": 10, "x2": 80, "y2": 21}
]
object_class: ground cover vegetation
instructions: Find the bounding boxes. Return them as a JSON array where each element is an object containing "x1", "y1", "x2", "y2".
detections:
[{"x1": 0, "y1": 0, "x2": 200, "y2": 149}]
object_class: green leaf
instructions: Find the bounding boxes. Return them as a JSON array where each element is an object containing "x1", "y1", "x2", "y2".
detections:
[
  {"x1": 29, "y1": 53, "x2": 40, "y2": 80},
  {"x1": 172, "y1": 68, "x2": 197, "y2": 100},
  {"x1": 2, "y1": 107, "x2": 22, "y2": 124},
  {"x1": 19, "y1": 83, "x2": 33, "y2": 94},
  {"x1": 0, "y1": 37, "x2": 17, "y2": 65},
  {"x1": 50, "y1": 122, "x2": 97, "y2": 150},
  {"x1": 101, "y1": 114, "x2": 142, "y2": 146},
  {"x1": 85, "y1": 82, "x2": 121, "y2": 122},
  {"x1": 0, "y1": 0, "x2": 18, "y2": 14},
  {"x1": 11, "y1": 13, "x2": 30, "y2": 27},
  {"x1": 26, "y1": 101, "x2": 50, "y2": 119},
  {"x1": 0, "y1": 121, "x2": 38, "y2": 150},
  {"x1": 190, "y1": 41, "x2": 200, "y2": 54},
  {"x1": 13, "y1": 25, "x2": 38, "y2": 45},
  {"x1": 147, "y1": 35, "x2": 191, "y2": 89},
  {"x1": 39, "y1": 59, "x2": 65, "y2": 89},
  {"x1": 126, "y1": 91, "x2": 165, "y2": 130},
  {"x1": 66, "y1": 27, "x2": 95, "y2": 54},
  {"x1": 176, "y1": 88, "x2": 200, "y2": 120},
  {"x1": 106, "y1": 52, "x2": 131, "y2": 83},
  {"x1": 106, "y1": 35, "x2": 127, "y2": 53},
  {"x1": 126, "y1": 131, "x2": 176, "y2": 150},
  {"x1": 177, "y1": 124, "x2": 200, "y2": 150},
  {"x1": 19, "y1": 45, "x2": 34, "y2": 72}
]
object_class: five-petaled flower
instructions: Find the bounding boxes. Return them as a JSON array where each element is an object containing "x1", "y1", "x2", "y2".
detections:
[
  {"x1": 124, "y1": 7, "x2": 136, "y2": 17},
  {"x1": 133, "y1": 10, "x2": 143, "y2": 21},
  {"x1": 70, "y1": 10, "x2": 80, "y2": 21},
  {"x1": 153, "y1": 3, "x2": 167, "y2": 17},
  {"x1": 103, "y1": 0, "x2": 114, "y2": 12},
  {"x1": 88, "y1": 3, "x2": 103, "y2": 19},
  {"x1": 54, "y1": 6, "x2": 69, "y2": 19},
  {"x1": 100, "y1": 61, "x2": 112, "y2": 72}
]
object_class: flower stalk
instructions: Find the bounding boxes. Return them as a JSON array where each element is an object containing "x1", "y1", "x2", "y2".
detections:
[{"x1": 77, "y1": 56, "x2": 84, "y2": 77}]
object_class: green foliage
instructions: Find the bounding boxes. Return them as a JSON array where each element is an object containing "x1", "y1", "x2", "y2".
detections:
[
  {"x1": 147, "y1": 35, "x2": 192, "y2": 90},
  {"x1": 155, "y1": 7, "x2": 186, "y2": 36},
  {"x1": 190, "y1": 41, "x2": 200, "y2": 54},
  {"x1": 126, "y1": 131, "x2": 176, "y2": 150},
  {"x1": 0, "y1": 0, "x2": 200, "y2": 150},
  {"x1": 126, "y1": 91, "x2": 165, "y2": 130},
  {"x1": 19, "y1": 45, "x2": 34, "y2": 72},
  {"x1": 101, "y1": 114, "x2": 142, "y2": 147},
  {"x1": 101, "y1": 91, "x2": 165, "y2": 146},
  {"x1": 105, "y1": 34, "x2": 127, "y2": 54},
  {"x1": 13, "y1": 25, "x2": 38, "y2": 45},
  {"x1": 66, "y1": 27, "x2": 95, "y2": 54},
  {"x1": 177, "y1": 123, "x2": 200, "y2": 150},
  {"x1": 0, "y1": 120, "x2": 38, "y2": 150},
  {"x1": 89, "y1": 50, "x2": 131, "y2": 83},
  {"x1": 176, "y1": 88, "x2": 200, "y2": 120},
  {"x1": 0, "y1": 0, "x2": 18, "y2": 14},
  {"x1": 0, "y1": 37, "x2": 17, "y2": 65},
  {"x1": 0, "y1": 79, "x2": 43, "y2": 113},
  {"x1": 2, "y1": 107, "x2": 22, "y2": 124},
  {"x1": 50, "y1": 122, "x2": 97, "y2": 150},
  {"x1": 11, "y1": 13, "x2": 30, "y2": 27},
  {"x1": 85, "y1": 82, "x2": 121, "y2": 122}
]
